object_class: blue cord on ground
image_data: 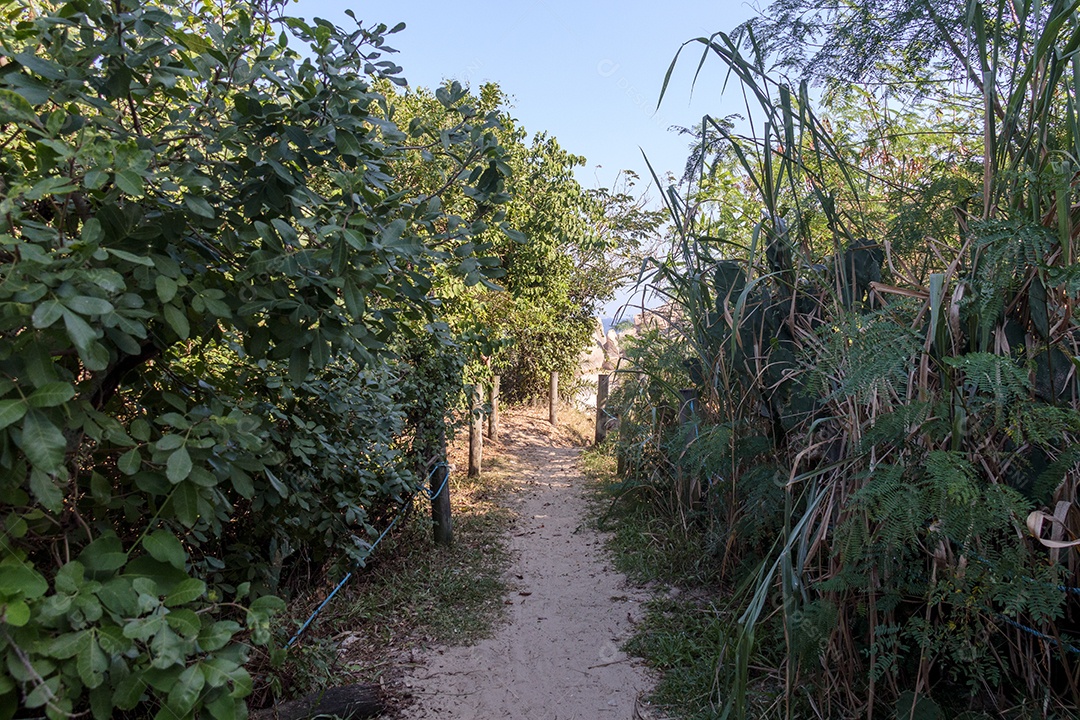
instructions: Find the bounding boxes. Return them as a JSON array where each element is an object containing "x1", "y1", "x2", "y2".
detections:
[{"x1": 285, "y1": 461, "x2": 450, "y2": 649}]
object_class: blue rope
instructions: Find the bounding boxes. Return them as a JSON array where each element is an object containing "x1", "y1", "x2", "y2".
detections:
[
  {"x1": 995, "y1": 614, "x2": 1080, "y2": 654},
  {"x1": 920, "y1": 535, "x2": 1080, "y2": 654},
  {"x1": 285, "y1": 461, "x2": 450, "y2": 649}
]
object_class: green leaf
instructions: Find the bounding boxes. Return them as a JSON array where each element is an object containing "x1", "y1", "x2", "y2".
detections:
[
  {"x1": 197, "y1": 621, "x2": 239, "y2": 652},
  {"x1": 248, "y1": 594, "x2": 286, "y2": 614},
  {"x1": 88, "y1": 267, "x2": 129, "y2": 292},
  {"x1": 0, "y1": 88, "x2": 36, "y2": 124},
  {"x1": 155, "y1": 434, "x2": 184, "y2": 451},
  {"x1": 130, "y1": 418, "x2": 151, "y2": 441},
  {"x1": 336, "y1": 128, "x2": 362, "y2": 156},
  {"x1": 114, "y1": 170, "x2": 144, "y2": 196},
  {"x1": 229, "y1": 468, "x2": 253, "y2": 498},
  {"x1": 228, "y1": 667, "x2": 252, "y2": 698},
  {"x1": 163, "y1": 304, "x2": 190, "y2": 340},
  {"x1": 62, "y1": 308, "x2": 98, "y2": 350},
  {"x1": 149, "y1": 625, "x2": 186, "y2": 668},
  {"x1": 171, "y1": 482, "x2": 200, "y2": 526},
  {"x1": 380, "y1": 218, "x2": 407, "y2": 246},
  {"x1": 20, "y1": 409, "x2": 68, "y2": 473},
  {"x1": 118, "y1": 448, "x2": 141, "y2": 475},
  {"x1": 204, "y1": 693, "x2": 239, "y2": 720},
  {"x1": 31, "y1": 299, "x2": 63, "y2": 329},
  {"x1": 1031, "y1": 274, "x2": 1049, "y2": 340},
  {"x1": 165, "y1": 578, "x2": 206, "y2": 606},
  {"x1": 112, "y1": 672, "x2": 146, "y2": 710},
  {"x1": 184, "y1": 195, "x2": 215, "y2": 219},
  {"x1": 3, "y1": 599, "x2": 30, "y2": 627},
  {"x1": 288, "y1": 347, "x2": 309, "y2": 384},
  {"x1": 90, "y1": 471, "x2": 112, "y2": 502},
  {"x1": 29, "y1": 468, "x2": 63, "y2": 512},
  {"x1": 46, "y1": 629, "x2": 90, "y2": 659},
  {"x1": 895, "y1": 691, "x2": 941, "y2": 720},
  {"x1": 165, "y1": 608, "x2": 201, "y2": 636},
  {"x1": 343, "y1": 280, "x2": 365, "y2": 318},
  {"x1": 77, "y1": 636, "x2": 108, "y2": 688},
  {"x1": 79, "y1": 534, "x2": 128, "y2": 574},
  {"x1": 90, "y1": 684, "x2": 112, "y2": 720},
  {"x1": 84, "y1": 171, "x2": 108, "y2": 191},
  {"x1": 55, "y1": 560, "x2": 84, "y2": 593},
  {"x1": 143, "y1": 531, "x2": 186, "y2": 570},
  {"x1": 65, "y1": 296, "x2": 114, "y2": 316},
  {"x1": 26, "y1": 175, "x2": 76, "y2": 201},
  {"x1": 166, "y1": 446, "x2": 192, "y2": 484},
  {"x1": 0, "y1": 400, "x2": 27, "y2": 431},
  {"x1": 97, "y1": 624, "x2": 132, "y2": 655},
  {"x1": 15, "y1": 52, "x2": 65, "y2": 80},
  {"x1": 0, "y1": 565, "x2": 48, "y2": 598},
  {"x1": 155, "y1": 276, "x2": 178, "y2": 304},
  {"x1": 106, "y1": 248, "x2": 154, "y2": 267},
  {"x1": 24, "y1": 677, "x2": 59, "y2": 709},
  {"x1": 167, "y1": 664, "x2": 205, "y2": 716},
  {"x1": 27, "y1": 382, "x2": 75, "y2": 408}
]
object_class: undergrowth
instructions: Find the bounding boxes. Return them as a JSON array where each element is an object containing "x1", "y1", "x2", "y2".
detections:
[
  {"x1": 583, "y1": 445, "x2": 733, "y2": 719},
  {"x1": 266, "y1": 402, "x2": 592, "y2": 708},
  {"x1": 262, "y1": 445, "x2": 517, "y2": 707}
]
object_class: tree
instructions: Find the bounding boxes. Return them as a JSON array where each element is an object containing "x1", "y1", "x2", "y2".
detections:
[
  {"x1": 0, "y1": 1, "x2": 514, "y2": 716},
  {"x1": 384, "y1": 81, "x2": 665, "y2": 401}
]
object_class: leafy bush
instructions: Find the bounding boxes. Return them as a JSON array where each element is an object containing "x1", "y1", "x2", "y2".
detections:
[{"x1": 0, "y1": 1, "x2": 513, "y2": 716}]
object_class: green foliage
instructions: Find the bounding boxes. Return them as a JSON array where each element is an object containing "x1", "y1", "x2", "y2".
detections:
[
  {"x1": 383, "y1": 81, "x2": 664, "y2": 400},
  {"x1": 614, "y1": 0, "x2": 1080, "y2": 717},
  {"x1": 0, "y1": 0, "x2": 519, "y2": 715}
]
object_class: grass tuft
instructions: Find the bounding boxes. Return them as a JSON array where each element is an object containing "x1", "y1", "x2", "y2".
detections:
[
  {"x1": 272, "y1": 446, "x2": 518, "y2": 700},
  {"x1": 582, "y1": 444, "x2": 735, "y2": 720}
]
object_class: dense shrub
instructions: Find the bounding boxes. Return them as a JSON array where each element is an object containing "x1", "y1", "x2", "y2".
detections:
[{"x1": 0, "y1": 1, "x2": 511, "y2": 716}]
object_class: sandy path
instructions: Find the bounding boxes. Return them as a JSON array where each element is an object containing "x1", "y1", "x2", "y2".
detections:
[{"x1": 402, "y1": 410, "x2": 656, "y2": 719}]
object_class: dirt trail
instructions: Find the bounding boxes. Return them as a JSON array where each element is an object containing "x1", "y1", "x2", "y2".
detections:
[{"x1": 401, "y1": 408, "x2": 657, "y2": 719}]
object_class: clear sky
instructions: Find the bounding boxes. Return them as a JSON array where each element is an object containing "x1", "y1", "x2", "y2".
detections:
[{"x1": 291, "y1": 0, "x2": 764, "y2": 316}]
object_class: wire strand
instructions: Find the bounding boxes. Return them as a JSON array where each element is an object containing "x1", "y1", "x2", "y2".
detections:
[{"x1": 284, "y1": 461, "x2": 450, "y2": 649}]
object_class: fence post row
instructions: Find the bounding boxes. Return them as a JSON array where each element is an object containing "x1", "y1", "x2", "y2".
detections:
[
  {"x1": 488, "y1": 375, "x2": 500, "y2": 440},
  {"x1": 595, "y1": 373, "x2": 610, "y2": 445},
  {"x1": 468, "y1": 384, "x2": 483, "y2": 478},
  {"x1": 549, "y1": 371, "x2": 559, "y2": 425},
  {"x1": 677, "y1": 388, "x2": 700, "y2": 511},
  {"x1": 430, "y1": 428, "x2": 452, "y2": 545}
]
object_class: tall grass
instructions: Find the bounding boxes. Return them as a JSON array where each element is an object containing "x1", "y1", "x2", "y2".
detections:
[{"x1": 614, "y1": 1, "x2": 1080, "y2": 717}]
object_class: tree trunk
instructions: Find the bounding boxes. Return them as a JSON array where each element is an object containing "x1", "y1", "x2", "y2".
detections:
[{"x1": 253, "y1": 684, "x2": 383, "y2": 720}]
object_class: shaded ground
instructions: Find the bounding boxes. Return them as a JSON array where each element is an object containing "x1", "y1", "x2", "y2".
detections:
[{"x1": 397, "y1": 407, "x2": 658, "y2": 719}]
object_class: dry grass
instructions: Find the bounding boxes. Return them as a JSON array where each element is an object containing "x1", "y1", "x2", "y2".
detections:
[
  {"x1": 270, "y1": 429, "x2": 519, "y2": 705},
  {"x1": 270, "y1": 402, "x2": 595, "y2": 708}
]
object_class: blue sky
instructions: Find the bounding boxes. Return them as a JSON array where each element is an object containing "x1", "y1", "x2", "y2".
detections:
[
  {"x1": 291, "y1": 0, "x2": 763, "y2": 316},
  {"x1": 293, "y1": 0, "x2": 759, "y2": 192}
]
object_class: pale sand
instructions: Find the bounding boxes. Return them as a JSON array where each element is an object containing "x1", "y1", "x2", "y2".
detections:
[{"x1": 401, "y1": 409, "x2": 659, "y2": 719}]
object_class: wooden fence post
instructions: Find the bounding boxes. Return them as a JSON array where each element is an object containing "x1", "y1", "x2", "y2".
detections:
[
  {"x1": 430, "y1": 428, "x2": 452, "y2": 545},
  {"x1": 594, "y1": 373, "x2": 610, "y2": 445},
  {"x1": 677, "y1": 388, "x2": 700, "y2": 511},
  {"x1": 678, "y1": 388, "x2": 698, "y2": 424},
  {"x1": 488, "y1": 375, "x2": 500, "y2": 440},
  {"x1": 549, "y1": 371, "x2": 558, "y2": 425},
  {"x1": 468, "y1": 385, "x2": 482, "y2": 478}
]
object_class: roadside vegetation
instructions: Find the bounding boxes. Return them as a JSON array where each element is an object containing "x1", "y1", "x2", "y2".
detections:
[
  {"x1": 0, "y1": 2, "x2": 650, "y2": 716},
  {"x1": 595, "y1": 0, "x2": 1080, "y2": 718},
  {"x1": 262, "y1": 443, "x2": 519, "y2": 710}
]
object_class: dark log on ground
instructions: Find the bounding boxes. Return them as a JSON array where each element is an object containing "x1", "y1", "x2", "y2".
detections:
[{"x1": 253, "y1": 684, "x2": 383, "y2": 720}]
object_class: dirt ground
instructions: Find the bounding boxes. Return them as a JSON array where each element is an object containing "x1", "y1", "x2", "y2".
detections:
[{"x1": 397, "y1": 407, "x2": 659, "y2": 719}]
